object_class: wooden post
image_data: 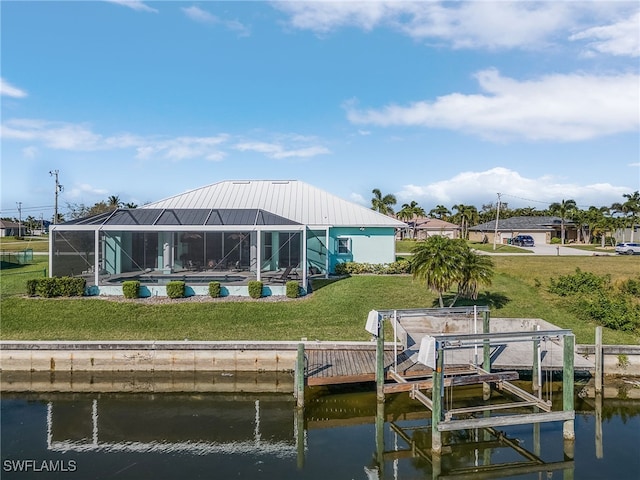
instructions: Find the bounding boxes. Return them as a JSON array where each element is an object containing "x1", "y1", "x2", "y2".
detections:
[
  {"x1": 296, "y1": 405, "x2": 305, "y2": 469},
  {"x1": 432, "y1": 342, "x2": 444, "y2": 454},
  {"x1": 595, "y1": 326, "x2": 603, "y2": 394},
  {"x1": 563, "y1": 334, "x2": 575, "y2": 441},
  {"x1": 376, "y1": 315, "x2": 385, "y2": 402},
  {"x1": 533, "y1": 325, "x2": 541, "y2": 395},
  {"x1": 595, "y1": 392, "x2": 603, "y2": 459},
  {"x1": 296, "y1": 343, "x2": 305, "y2": 408},
  {"x1": 375, "y1": 400, "x2": 385, "y2": 478},
  {"x1": 482, "y1": 311, "x2": 491, "y2": 400}
]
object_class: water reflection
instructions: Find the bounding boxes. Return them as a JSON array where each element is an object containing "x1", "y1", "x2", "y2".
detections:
[{"x1": 1, "y1": 375, "x2": 640, "y2": 479}]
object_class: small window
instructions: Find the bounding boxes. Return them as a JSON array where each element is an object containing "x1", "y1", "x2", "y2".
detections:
[{"x1": 337, "y1": 237, "x2": 351, "y2": 254}]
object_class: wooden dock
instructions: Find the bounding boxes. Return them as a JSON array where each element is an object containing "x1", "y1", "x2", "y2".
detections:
[{"x1": 305, "y1": 347, "x2": 443, "y2": 386}]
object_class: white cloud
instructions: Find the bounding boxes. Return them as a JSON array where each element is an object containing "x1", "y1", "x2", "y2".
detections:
[
  {"x1": 182, "y1": 5, "x2": 250, "y2": 36},
  {"x1": 182, "y1": 5, "x2": 218, "y2": 24},
  {"x1": 346, "y1": 69, "x2": 639, "y2": 142},
  {"x1": 349, "y1": 192, "x2": 367, "y2": 206},
  {"x1": 1, "y1": 78, "x2": 27, "y2": 98},
  {"x1": 105, "y1": 0, "x2": 158, "y2": 13},
  {"x1": 22, "y1": 146, "x2": 38, "y2": 159},
  {"x1": 234, "y1": 138, "x2": 330, "y2": 159},
  {"x1": 274, "y1": 1, "x2": 635, "y2": 51},
  {"x1": 136, "y1": 135, "x2": 229, "y2": 161},
  {"x1": 65, "y1": 183, "x2": 109, "y2": 200},
  {"x1": 1, "y1": 118, "x2": 229, "y2": 161},
  {"x1": 570, "y1": 11, "x2": 640, "y2": 57},
  {"x1": 397, "y1": 167, "x2": 631, "y2": 209}
]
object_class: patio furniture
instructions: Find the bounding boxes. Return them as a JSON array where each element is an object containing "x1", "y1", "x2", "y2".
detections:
[{"x1": 270, "y1": 265, "x2": 296, "y2": 283}]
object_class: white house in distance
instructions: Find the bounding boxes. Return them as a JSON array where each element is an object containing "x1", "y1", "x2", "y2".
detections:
[{"x1": 49, "y1": 180, "x2": 406, "y2": 297}]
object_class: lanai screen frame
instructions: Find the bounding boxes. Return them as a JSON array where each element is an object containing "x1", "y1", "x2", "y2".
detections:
[{"x1": 49, "y1": 208, "x2": 332, "y2": 289}]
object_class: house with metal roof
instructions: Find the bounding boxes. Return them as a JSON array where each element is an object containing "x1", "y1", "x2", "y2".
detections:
[
  {"x1": 49, "y1": 180, "x2": 406, "y2": 297},
  {"x1": 468, "y1": 216, "x2": 577, "y2": 246}
]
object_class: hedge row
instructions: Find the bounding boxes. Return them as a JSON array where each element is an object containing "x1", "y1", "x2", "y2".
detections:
[
  {"x1": 26, "y1": 277, "x2": 86, "y2": 298},
  {"x1": 334, "y1": 260, "x2": 411, "y2": 275}
]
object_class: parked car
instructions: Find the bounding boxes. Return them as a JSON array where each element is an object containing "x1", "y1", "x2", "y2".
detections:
[
  {"x1": 615, "y1": 242, "x2": 640, "y2": 255},
  {"x1": 511, "y1": 235, "x2": 535, "y2": 247}
]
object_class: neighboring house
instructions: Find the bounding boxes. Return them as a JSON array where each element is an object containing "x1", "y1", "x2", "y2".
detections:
[
  {"x1": 469, "y1": 216, "x2": 577, "y2": 245},
  {"x1": 0, "y1": 220, "x2": 26, "y2": 237},
  {"x1": 396, "y1": 217, "x2": 460, "y2": 240},
  {"x1": 49, "y1": 180, "x2": 406, "y2": 295}
]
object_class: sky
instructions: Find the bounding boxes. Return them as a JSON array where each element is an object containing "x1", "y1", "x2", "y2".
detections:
[{"x1": 1, "y1": 0, "x2": 639, "y2": 223}]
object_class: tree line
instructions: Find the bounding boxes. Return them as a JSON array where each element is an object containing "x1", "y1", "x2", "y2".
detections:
[{"x1": 371, "y1": 189, "x2": 640, "y2": 244}]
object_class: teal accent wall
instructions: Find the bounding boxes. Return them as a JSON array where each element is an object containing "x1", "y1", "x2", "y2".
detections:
[{"x1": 328, "y1": 227, "x2": 396, "y2": 273}]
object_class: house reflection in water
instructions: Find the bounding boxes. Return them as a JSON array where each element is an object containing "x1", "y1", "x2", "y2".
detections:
[{"x1": 45, "y1": 395, "x2": 299, "y2": 457}]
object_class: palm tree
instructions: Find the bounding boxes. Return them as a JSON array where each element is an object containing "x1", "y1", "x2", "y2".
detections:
[
  {"x1": 549, "y1": 199, "x2": 577, "y2": 245},
  {"x1": 455, "y1": 248, "x2": 494, "y2": 302},
  {"x1": 429, "y1": 205, "x2": 451, "y2": 220},
  {"x1": 583, "y1": 206, "x2": 607, "y2": 245},
  {"x1": 411, "y1": 236, "x2": 466, "y2": 308},
  {"x1": 370, "y1": 188, "x2": 397, "y2": 216},
  {"x1": 107, "y1": 195, "x2": 122, "y2": 210},
  {"x1": 123, "y1": 202, "x2": 138, "y2": 209},
  {"x1": 397, "y1": 201, "x2": 426, "y2": 238},
  {"x1": 452, "y1": 204, "x2": 478, "y2": 240},
  {"x1": 612, "y1": 191, "x2": 640, "y2": 242}
]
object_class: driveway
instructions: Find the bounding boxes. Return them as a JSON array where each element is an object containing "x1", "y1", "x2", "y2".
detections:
[{"x1": 481, "y1": 244, "x2": 610, "y2": 256}]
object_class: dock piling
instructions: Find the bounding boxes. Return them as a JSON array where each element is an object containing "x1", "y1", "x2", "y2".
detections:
[{"x1": 295, "y1": 343, "x2": 305, "y2": 408}]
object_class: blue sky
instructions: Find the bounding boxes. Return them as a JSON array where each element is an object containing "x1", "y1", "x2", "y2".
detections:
[{"x1": 1, "y1": 1, "x2": 639, "y2": 222}]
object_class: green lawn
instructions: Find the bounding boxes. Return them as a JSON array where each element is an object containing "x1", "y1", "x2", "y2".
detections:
[
  {"x1": 0, "y1": 236, "x2": 50, "y2": 253},
  {"x1": 1, "y1": 255, "x2": 638, "y2": 345}
]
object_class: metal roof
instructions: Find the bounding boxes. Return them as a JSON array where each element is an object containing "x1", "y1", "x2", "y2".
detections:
[
  {"x1": 470, "y1": 216, "x2": 569, "y2": 232},
  {"x1": 140, "y1": 180, "x2": 406, "y2": 227}
]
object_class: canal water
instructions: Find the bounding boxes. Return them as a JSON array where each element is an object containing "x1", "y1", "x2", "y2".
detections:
[{"x1": 1, "y1": 378, "x2": 639, "y2": 479}]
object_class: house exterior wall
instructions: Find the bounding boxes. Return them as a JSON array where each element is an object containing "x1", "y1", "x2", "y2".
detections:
[{"x1": 328, "y1": 227, "x2": 396, "y2": 273}]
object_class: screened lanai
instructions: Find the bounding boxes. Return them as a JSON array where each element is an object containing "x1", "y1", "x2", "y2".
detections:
[
  {"x1": 49, "y1": 180, "x2": 405, "y2": 297},
  {"x1": 50, "y1": 208, "x2": 329, "y2": 290}
]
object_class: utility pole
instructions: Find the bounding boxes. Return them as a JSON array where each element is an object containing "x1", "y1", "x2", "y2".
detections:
[
  {"x1": 492, "y1": 193, "x2": 502, "y2": 251},
  {"x1": 49, "y1": 170, "x2": 63, "y2": 224},
  {"x1": 16, "y1": 202, "x2": 22, "y2": 237}
]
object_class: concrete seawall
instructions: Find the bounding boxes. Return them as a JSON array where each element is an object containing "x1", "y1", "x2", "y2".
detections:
[
  {"x1": 0, "y1": 340, "x2": 385, "y2": 373},
  {"x1": 1, "y1": 341, "x2": 638, "y2": 377}
]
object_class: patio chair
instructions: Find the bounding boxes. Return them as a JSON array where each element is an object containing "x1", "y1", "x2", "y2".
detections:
[{"x1": 270, "y1": 265, "x2": 295, "y2": 283}]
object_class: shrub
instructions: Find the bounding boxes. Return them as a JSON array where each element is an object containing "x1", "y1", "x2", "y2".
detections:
[
  {"x1": 122, "y1": 280, "x2": 140, "y2": 299},
  {"x1": 36, "y1": 278, "x2": 59, "y2": 298},
  {"x1": 166, "y1": 281, "x2": 185, "y2": 299},
  {"x1": 548, "y1": 268, "x2": 609, "y2": 297},
  {"x1": 57, "y1": 277, "x2": 86, "y2": 296},
  {"x1": 618, "y1": 278, "x2": 640, "y2": 297},
  {"x1": 26, "y1": 279, "x2": 39, "y2": 296},
  {"x1": 286, "y1": 281, "x2": 300, "y2": 298},
  {"x1": 209, "y1": 281, "x2": 221, "y2": 298},
  {"x1": 550, "y1": 237, "x2": 561, "y2": 244},
  {"x1": 248, "y1": 280, "x2": 263, "y2": 299},
  {"x1": 335, "y1": 261, "x2": 411, "y2": 275}
]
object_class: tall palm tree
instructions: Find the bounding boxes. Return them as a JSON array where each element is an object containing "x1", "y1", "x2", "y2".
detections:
[
  {"x1": 612, "y1": 191, "x2": 640, "y2": 242},
  {"x1": 452, "y1": 204, "x2": 478, "y2": 240},
  {"x1": 429, "y1": 205, "x2": 451, "y2": 220},
  {"x1": 549, "y1": 199, "x2": 577, "y2": 245},
  {"x1": 370, "y1": 188, "x2": 397, "y2": 216},
  {"x1": 107, "y1": 195, "x2": 122, "y2": 210},
  {"x1": 411, "y1": 236, "x2": 466, "y2": 308},
  {"x1": 123, "y1": 202, "x2": 138, "y2": 209},
  {"x1": 398, "y1": 201, "x2": 426, "y2": 239}
]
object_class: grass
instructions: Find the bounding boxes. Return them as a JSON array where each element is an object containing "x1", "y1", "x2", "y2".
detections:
[
  {"x1": 0, "y1": 236, "x2": 50, "y2": 253},
  {"x1": 1, "y1": 255, "x2": 638, "y2": 345}
]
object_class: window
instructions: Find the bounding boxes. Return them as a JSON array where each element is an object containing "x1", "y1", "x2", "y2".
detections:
[{"x1": 337, "y1": 237, "x2": 351, "y2": 254}]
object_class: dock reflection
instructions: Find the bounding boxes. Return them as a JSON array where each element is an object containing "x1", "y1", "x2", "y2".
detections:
[{"x1": 2, "y1": 373, "x2": 638, "y2": 479}]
